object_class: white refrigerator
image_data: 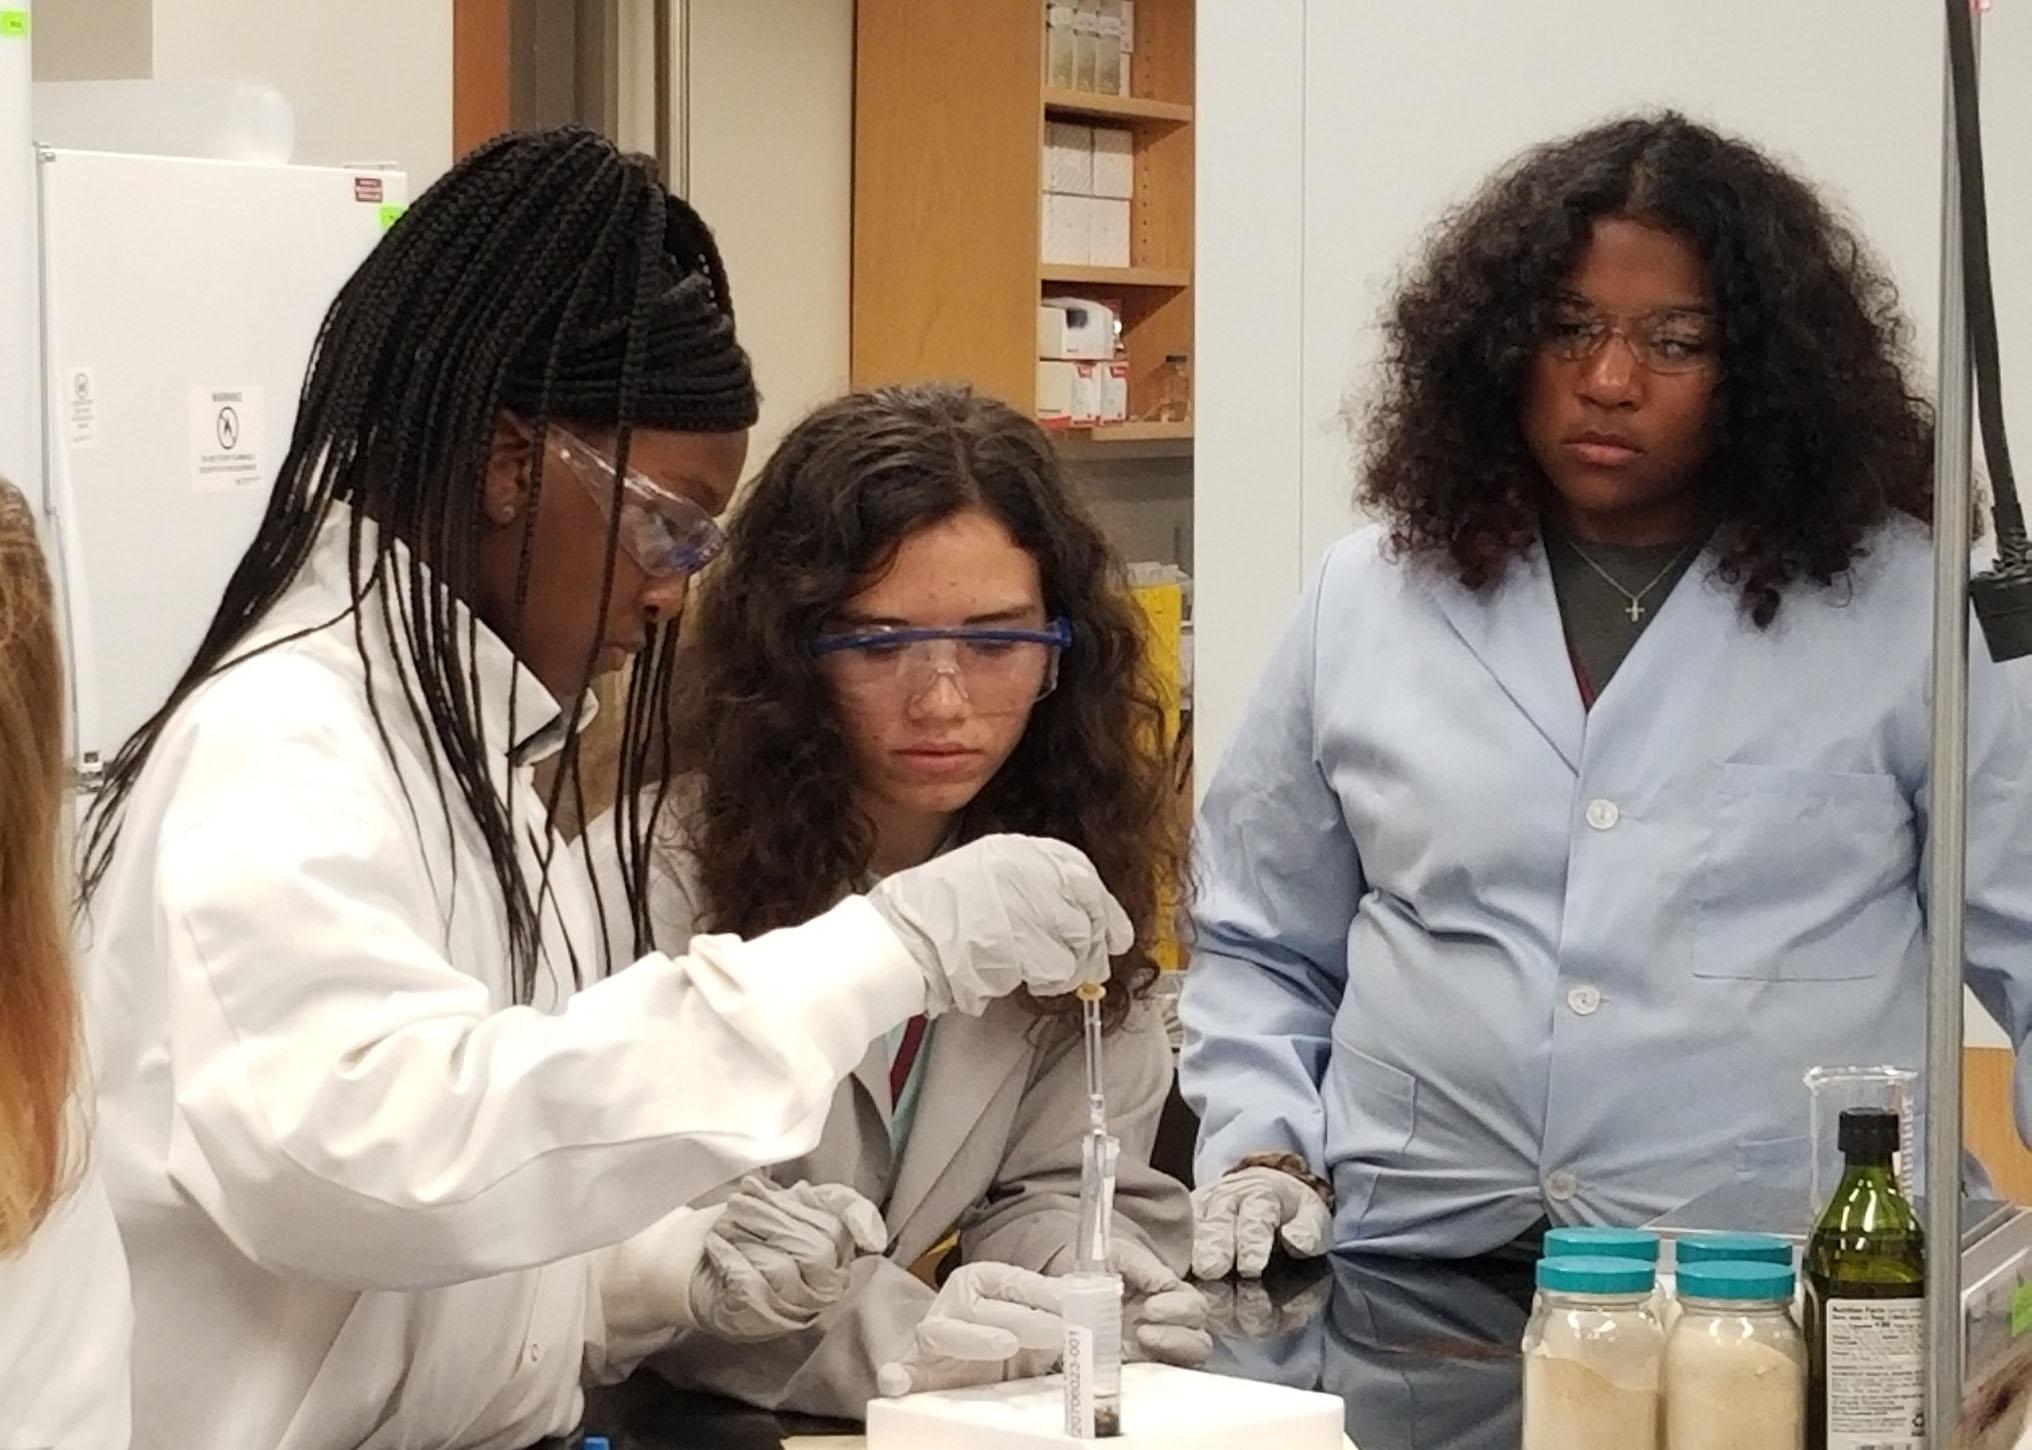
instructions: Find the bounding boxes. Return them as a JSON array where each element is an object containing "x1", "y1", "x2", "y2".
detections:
[{"x1": 35, "y1": 148, "x2": 406, "y2": 795}]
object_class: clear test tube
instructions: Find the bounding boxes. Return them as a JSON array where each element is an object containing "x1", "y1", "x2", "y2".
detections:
[{"x1": 1060, "y1": 1270, "x2": 1123, "y2": 1438}]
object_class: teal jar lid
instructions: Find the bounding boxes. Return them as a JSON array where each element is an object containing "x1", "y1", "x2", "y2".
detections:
[
  {"x1": 1536, "y1": 1255, "x2": 1656, "y2": 1296},
  {"x1": 1675, "y1": 1260, "x2": 1796, "y2": 1303},
  {"x1": 1543, "y1": 1227, "x2": 1660, "y2": 1263},
  {"x1": 1675, "y1": 1233, "x2": 1791, "y2": 1268}
]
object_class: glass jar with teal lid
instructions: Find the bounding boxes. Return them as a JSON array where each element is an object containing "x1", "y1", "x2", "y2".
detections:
[
  {"x1": 1543, "y1": 1226, "x2": 1661, "y2": 1264},
  {"x1": 1673, "y1": 1232, "x2": 1792, "y2": 1269},
  {"x1": 1522, "y1": 1256, "x2": 1663, "y2": 1450},
  {"x1": 1664, "y1": 1260, "x2": 1804, "y2": 1450}
]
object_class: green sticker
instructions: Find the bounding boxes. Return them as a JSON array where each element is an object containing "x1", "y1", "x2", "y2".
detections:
[
  {"x1": 378, "y1": 203, "x2": 406, "y2": 232},
  {"x1": 2011, "y1": 1282, "x2": 2032, "y2": 1337},
  {"x1": 0, "y1": 12, "x2": 30, "y2": 38}
]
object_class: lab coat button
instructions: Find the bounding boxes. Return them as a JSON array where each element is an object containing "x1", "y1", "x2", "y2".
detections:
[
  {"x1": 1585, "y1": 799, "x2": 1620, "y2": 831},
  {"x1": 1567, "y1": 985, "x2": 1601, "y2": 1016},
  {"x1": 526, "y1": 1343, "x2": 543, "y2": 1366},
  {"x1": 1546, "y1": 1170, "x2": 1579, "y2": 1202}
]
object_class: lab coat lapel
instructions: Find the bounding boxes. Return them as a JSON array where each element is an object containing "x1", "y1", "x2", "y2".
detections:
[
  {"x1": 1584, "y1": 544, "x2": 1732, "y2": 740},
  {"x1": 885, "y1": 1005, "x2": 1031, "y2": 1253},
  {"x1": 1422, "y1": 538, "x2": 1584, "y2": 774}
]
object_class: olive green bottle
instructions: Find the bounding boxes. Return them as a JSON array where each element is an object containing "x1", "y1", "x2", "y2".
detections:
[{"x1": 1805, "y1": 1107, "x2": 1927, "y2": 1450}]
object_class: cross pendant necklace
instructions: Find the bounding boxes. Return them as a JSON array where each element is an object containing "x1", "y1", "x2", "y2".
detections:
[{"x1": 1557, "y1": 532, "x2": 1696, "y2": 626}]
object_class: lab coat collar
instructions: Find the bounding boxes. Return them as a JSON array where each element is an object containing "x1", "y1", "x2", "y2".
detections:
[
  {"x1": 1421, "y1": 536, "x2": 1587, "y2": 774},
  {"x1": 275, "y1": 503, "x2": 598, "y2": 769},
  {"x1": 1419, "y1": 531, "x2": 1728, "y2": 773}
]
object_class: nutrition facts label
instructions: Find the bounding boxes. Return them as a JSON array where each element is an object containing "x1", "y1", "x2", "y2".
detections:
[{"x1": 1825, "y1": 1298, "x2": 1924, "y2": 1450}]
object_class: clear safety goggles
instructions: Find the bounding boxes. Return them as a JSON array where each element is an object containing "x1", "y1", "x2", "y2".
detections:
[
  {"x1": 1537, "y1": 297, "x2": 1719, "y2": 376},
  {"x1": 544, "y1": 425, "x2": 726, "y2": 578},
  {"x1": 812, "y1": 618, "x2": 1073, "y2": 713}
]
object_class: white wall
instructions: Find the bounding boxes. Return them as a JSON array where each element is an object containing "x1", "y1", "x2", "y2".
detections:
[
  {"x1": 151, "y1": 0, "x2": 450, "y2": 187},
  {"x1": 684, "y1": 0, "x2": 853, "y2": 467}
]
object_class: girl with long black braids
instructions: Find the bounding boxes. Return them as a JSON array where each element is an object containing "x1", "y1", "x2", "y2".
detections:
[{"x1": 77, "y1": 128, "x2": 1127, "y2": 1450}]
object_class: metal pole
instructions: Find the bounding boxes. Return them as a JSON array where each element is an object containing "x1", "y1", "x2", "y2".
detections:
[{"x1": 1925, "y1": 7, "x2": 1977, "y2": 1435}]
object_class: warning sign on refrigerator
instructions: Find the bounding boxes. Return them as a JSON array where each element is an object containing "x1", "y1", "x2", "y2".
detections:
[{"x1": 189, "y1": 386, "x2": 267, "y2": 493}]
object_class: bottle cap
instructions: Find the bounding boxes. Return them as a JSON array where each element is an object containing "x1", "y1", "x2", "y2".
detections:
[
  {"x1": 1675, "y1": 1232, "x2": 1792, "y2": 1268},
  {"x1": 582, "y1": 1438, "x2": 611, "y2": 1450},
  {"x1": 1839, "y1": 1107, "x2": 1900, "y2": 1156},
  {"x1": 1544, "y1": 1226, "x2": 1659, "y2": 1264},
  {"x1": 1676, "y1": 1260, "x2": 1796, "y2": 1303},
  {"x1": 1536, "y1": 1255, "x2": 1655, "y2": 1296}
]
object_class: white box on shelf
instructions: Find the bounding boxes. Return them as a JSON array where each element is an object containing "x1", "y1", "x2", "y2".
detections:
[
  {"x1": 1037, "y1": 359, "x2": 1080, "y2": 425},
  {"x1": 866, "y1": 1364, "x2": 1346, "y2": 1450},
  {"x1": 1098, "y1": 359, "x2": 1131, "y2": 422},
  {"x1": 1038, "y1": 297, "x2": 1116, "y2": 360},
  {"x1": 1089, "y1": 196, "x2": 1131, "y2": 268},
  {"x1": 1072, "y1": 0, "x2": 1101, "y2": 92},
  {"x1": 1043, "y1": 122, "x2": 1095, "y2": 195},
  {"x1": 1068, "y1": 361, "x2": 1101, "y2": 425},
  {"x1": 1117, "y1": 0, "x2": 1135, "y2": 93},
  {"x1": 1096, "y1": 0, "x2": 1125, "y2": 97},
  {"x1": 1041, "y1": 191, "x2": 1092, "y2": 266},
  {"x1": 1092, "y1": 126, "x2": 1134, "y2": 199},
  {"x1": 1045, "y1": 4, "x2": 1077, "y2": 90}
]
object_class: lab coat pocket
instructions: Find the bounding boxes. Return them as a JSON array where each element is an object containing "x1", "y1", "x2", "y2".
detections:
[
  {"x1": 1692, "y1": 762, "x2": 1916, "y2": 982},
  {"x1": 1323, "y1": 1046, "x2": 1417, "y2": 1236},
  {"x1": 1322, "y1": 1046, "x2": 1417, "y2": 1163}
]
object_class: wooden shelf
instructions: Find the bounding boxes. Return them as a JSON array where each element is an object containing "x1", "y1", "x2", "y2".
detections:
[
  {"x1": 1074, "y1": 420, "x2": 1192, "y2": 443},
  {"x1": 1042, "y1": 88, "x2": 1193, "y2": 125},
  {"x1": 1039, "y1": 263, "x2": 1191, "y2": 289}
]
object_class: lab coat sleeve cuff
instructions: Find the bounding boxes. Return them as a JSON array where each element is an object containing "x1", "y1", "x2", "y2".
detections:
[{"x1": 584, "y1": 1202, "x2": 725, "y2": 1384}]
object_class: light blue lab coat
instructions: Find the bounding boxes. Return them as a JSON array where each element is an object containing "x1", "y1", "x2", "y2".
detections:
[{"x1": 1180, "y1": 518, "x2": 2032, "y2": 1257}]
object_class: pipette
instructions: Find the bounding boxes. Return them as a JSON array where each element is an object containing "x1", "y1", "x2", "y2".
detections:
[
  {"x1": 1075, "y1": 981, "x2": 1121, "y2": 1271},
  {"x1": 1064, "y1": 981, "x2": 1123, "y2": 1438}
]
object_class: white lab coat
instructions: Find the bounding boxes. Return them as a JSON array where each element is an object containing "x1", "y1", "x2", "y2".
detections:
[
  {"x1": 83, "y1": 506, "x2": 928, "y2": 1450},
  {"x1": 586, "y1": 812, "x2": 1193, "y2": 1418},
  {"x1": 0, "y1": 1165, "x2": 133, "y2": 1450}
]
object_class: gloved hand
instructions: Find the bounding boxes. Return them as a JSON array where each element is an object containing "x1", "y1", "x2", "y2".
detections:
[
  {"x1": 875, "y1": 1262, "x2": 1066, "y2": 1397},
  {"x1": 1114, "y1": 1238, "x2": 1212, "y2": 1367},
  {"x1": 874, "y1": 1243, "x2": 1212, "y2": 1399},
  {"x1": 687, "y1": 1175, "x2": 889, "y2": 1342},
  {"x1": 1191, "y1": 1166, "x2": 1333, "y2": 1280},
  {"x1": 868, "y1": 835, "x2": 1132, "y2": 1017}
]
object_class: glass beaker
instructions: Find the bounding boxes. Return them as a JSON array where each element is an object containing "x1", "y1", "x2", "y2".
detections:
[{"x1": 1804, "y1": 1064, "x2": 1916, "y2": 1214}]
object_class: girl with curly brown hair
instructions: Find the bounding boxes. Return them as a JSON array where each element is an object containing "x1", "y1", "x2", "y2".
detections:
[
  {"x1": 590, "y1": 382, "x2": 1204, "y2": 1415},
  {"x1": 1181, "y1": 112, "x2": 2032, "y2": 1273}
]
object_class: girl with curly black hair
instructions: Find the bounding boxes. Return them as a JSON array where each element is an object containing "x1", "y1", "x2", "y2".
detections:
[
  {"x1": 589, "y1": 383, "x2": 1205, "y2": 1414},
  {"x1": 1180, "y1": 112, "x2": 2032, "y2": 1273}
]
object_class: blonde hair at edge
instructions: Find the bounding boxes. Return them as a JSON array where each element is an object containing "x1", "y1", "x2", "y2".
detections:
[{"x1": 0, "y1": 478, "x2": 79, "y2": 1252}]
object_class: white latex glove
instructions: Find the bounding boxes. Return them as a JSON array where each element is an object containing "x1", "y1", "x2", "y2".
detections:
[
  {"x1": 687, "y1": 1176, "x2": 889, "y2": 1342},
  {"x1": 874, "y1": 1244, "x2": 1210, "y2": 1399},
  {"x1": 867, "y1": 835, "x2": 1132, "y2": 1017},
  {"x1": 875, "y1": 1262, "x2": 1066, "y2": 1397},
  {"x1": 1191, "y1": 1166, "x2": 1333, "y2": 1280},
  {"x1": 1114, "y1": 1238, "x2": 1212, "y2": 1367}
]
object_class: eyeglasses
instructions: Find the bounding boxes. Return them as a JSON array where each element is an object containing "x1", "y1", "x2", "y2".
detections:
[
  {"x1": 545, "y1": 425, "x2": 726, "y2": 578},
  {"x1": 812, "y1": 619, "x2": 1073, "y2": 713},
  {"x1": 1538, "y1": 298, "x2": 1719, "y2": 376}
]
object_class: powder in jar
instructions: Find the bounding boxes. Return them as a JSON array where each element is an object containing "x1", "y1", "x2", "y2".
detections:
[{"x1": 1523, "y1": 1351, "x2": 1661, "y2": 1450}]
